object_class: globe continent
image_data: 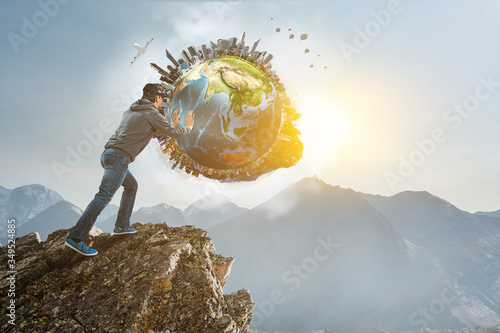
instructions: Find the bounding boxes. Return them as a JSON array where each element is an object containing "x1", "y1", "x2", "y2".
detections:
[{"x1": 168, "y1": 57, "x2": 282, "y2": 170}]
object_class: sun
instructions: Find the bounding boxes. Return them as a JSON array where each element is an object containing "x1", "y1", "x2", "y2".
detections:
[{"x1": 299, "y1": 104, "x2": 351, "y2": 169}]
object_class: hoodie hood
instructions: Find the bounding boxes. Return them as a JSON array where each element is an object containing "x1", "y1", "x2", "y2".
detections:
[{"x1": 130, "y1": 98, "x2": 156, "y2": 112}]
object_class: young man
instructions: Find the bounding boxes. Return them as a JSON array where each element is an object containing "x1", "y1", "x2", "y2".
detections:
[{"x1": 65, "y1": 83, "x2": 195, "y2": 256}]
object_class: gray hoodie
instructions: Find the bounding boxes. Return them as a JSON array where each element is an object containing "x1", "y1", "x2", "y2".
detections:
[{"x1": 105, "y1": 98, "x2": 191, "y2": 162}]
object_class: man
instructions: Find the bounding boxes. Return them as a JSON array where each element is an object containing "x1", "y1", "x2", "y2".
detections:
[{"x1": 65, "y1": 83, "x2": 195, "y2": 256}]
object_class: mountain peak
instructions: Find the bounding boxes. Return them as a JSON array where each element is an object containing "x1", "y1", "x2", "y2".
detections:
[
  {"x1": 153, "y1": 203, "x2": 174, "y2": 210},
  {"x1": 298, "y1": 174, "x2": 327, "y2": 186},
  {"x1": 0, "y1": 183, "x2": 65, "y2": 228},
  {"x1": 277, "y1": 176, "x2": 354, "y2": 203},
  {"x1": 134, "y1": 203, "x2": 178, "y2": 213},
  {"x1": 12, "y1": 183, "x2": 63, "y2": 198}
]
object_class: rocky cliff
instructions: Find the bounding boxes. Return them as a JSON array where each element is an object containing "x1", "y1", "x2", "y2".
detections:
[{"x1": 0, "y1": 223, "x2": 254, "y2": 333}]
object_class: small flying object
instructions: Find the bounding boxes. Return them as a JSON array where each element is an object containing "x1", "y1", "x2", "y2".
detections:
[{"x1": 130, "y1": 37, "x2": 155, "y2": 66}]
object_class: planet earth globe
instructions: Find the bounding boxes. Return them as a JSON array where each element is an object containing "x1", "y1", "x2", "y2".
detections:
[
  {"x1": 153, "y1": 51, "x2": 303, "y2": 182},
  {"x1": 168, "y1": 57, "x2": 282, "y2": 171}
]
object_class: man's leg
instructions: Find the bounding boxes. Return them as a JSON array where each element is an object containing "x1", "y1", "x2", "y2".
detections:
[
  {"x1": 68, "y1": 150, "x2": 130, "y2": 241},
  {"x1": 114, "y1": 170, "x2": 138, "y2": 231}
]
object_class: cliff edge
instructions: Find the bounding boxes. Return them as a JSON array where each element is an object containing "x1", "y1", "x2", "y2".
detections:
[{"x1": 0, "y1": 222, "x2": 254, "y2": 332}]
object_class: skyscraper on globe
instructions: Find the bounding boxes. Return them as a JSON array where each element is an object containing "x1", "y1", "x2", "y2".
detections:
[{"x1": 151, "y1": 32, "x2": 302, "y2": 181}]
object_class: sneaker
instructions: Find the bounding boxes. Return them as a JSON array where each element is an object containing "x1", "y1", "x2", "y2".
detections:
[
  {"x1": 65, "y1": 238, "x2": 98, "y2": 256},
  {"x1": 112, "y1": 227, "x2": 137, "y2": 235}
]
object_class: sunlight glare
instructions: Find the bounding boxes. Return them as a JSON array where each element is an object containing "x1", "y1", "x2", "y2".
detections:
[{"x1": 298, "y1": 105, "x2": 351, "y2": 172}]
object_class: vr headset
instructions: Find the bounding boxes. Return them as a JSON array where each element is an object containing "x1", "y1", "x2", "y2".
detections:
[{"x1": 146, "y1": 87, "x2": 173, "y2": 99}]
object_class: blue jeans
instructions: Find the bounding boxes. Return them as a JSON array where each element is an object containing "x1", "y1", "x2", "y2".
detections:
[{"x1": 68, "y1": 148, "x2": 137, "y2": 241}]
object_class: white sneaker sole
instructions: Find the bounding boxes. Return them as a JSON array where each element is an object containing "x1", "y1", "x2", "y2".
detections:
[
  {"x1": 111, "y1": 230, "x2": 137, "y2": 236},
  {"x1": 64, "y1": 240, "x2": 98, "y2": 256}
]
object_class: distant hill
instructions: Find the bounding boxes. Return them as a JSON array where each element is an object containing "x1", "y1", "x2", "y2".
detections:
[
  {"x1": 16, "y1": 201, "x2": 82, "y2": 241},
  {"x1": 475, "y1": 209, "x2": 500, "y2": 219},
  {"x1": 362, "y1": 191, "x2": 500, "y2": 330},
  {"x1": 95, "y1": 204, "x2": 119, "y2": 225}
]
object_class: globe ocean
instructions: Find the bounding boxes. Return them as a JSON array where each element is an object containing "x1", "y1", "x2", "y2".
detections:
[{"x1": 169, "y1": 57, "x2": 282, "y2": 170}]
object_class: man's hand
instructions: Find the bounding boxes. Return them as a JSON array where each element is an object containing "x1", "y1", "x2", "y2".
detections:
[
  {"x1": 185, "y1": 110, "x2": 195, "y2": 129},
  {"x1": 170, "y1": 109, "x2": 181, "y2": 127}
]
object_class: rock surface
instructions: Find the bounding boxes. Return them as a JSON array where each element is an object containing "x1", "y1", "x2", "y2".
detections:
[{"x1": 0, "y1": 222, "x2": 254, "y2": 332}]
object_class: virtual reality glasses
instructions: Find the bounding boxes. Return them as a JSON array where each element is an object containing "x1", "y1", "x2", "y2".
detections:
[
  {"x1": 143, "y1": 82, "x2": 173, "y2": 100},
  {"x1": 146, "y1": 88, "x2": 173, "y2": 99}
]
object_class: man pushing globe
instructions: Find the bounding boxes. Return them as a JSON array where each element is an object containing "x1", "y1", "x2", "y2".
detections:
[
  {"x1": 65, "y1": 34, "x2": 302, "y2": 255},
  {"x1": 65, "y1": 83, "x2": 195, "y2": 256}
]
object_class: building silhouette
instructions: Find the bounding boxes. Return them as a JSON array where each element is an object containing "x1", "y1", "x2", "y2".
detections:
[
  {"x1": 165, "y1": 49, "x2": 180, "y2": 68},
  {"x1": 187, "y1": 46, "x2": 196, "y2": 58},
  {"x1": 201, "y1": 44, "x2": 208, "y2": 60},
  {"x1": 181, "y1": 50, "x2": 192, "y2": 66},
  {"x1": 228, "y1": 37, "x2": 237, "y2": 50},
  {"x1": 263, "y1": 54, "x2": 274, "y2": 65},
  {"x1": 250, "y1": 38, "x2": 260, "y2": 53},
  {"x1": 239, "y1": 31, "x2": 245, "y2": 45}
]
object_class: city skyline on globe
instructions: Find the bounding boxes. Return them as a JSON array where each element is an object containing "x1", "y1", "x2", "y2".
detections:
[{"x1": 152, "y1": 36, "x2": 303, "y2": 181}]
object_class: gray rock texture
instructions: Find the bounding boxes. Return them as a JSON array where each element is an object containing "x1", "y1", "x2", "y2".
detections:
[{"x1": 0, "y1": 222, "x2": 254, "y2": 333}]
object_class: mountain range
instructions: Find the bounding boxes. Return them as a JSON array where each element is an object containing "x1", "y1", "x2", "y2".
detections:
[
  {"x1": 0, "y1": 184, "x2": 247, "y2": 244},
  {"x1": 207, "y1": 177, "x2": 500, "y2": 333},
  {"x1": 1, "y1": 178, "x2": 499, "y2": 333}
]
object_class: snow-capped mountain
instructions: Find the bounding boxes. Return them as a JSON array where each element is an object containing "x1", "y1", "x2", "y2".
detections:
[
  {"x1": 0, "y1": 183, "x2": 248, "y2": 236},
  {"x1": 96, "y1": 203, "x2": 187, "y2": 232},
  {"x1": 184, "y1": 193, "x2": 248, "y2": 228},
  {"x1": 131, "y1": 203, "x2": 186, "y2": 227},
  {"x1": 0, "y1": 184, "x2": 63, "y2": 232},
  {"x1": 96, "y1": 195, "x2": 248, "y2": 232}
]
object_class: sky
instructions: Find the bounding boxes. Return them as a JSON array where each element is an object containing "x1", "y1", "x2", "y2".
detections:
[{"x1": 0, "y1": 0, "x2": 499, "y2": 214}]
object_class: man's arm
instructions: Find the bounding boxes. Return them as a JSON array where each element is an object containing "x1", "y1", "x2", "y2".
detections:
[{"x1": 144, "y1": 111, "x2": 191, "y2": 139}]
